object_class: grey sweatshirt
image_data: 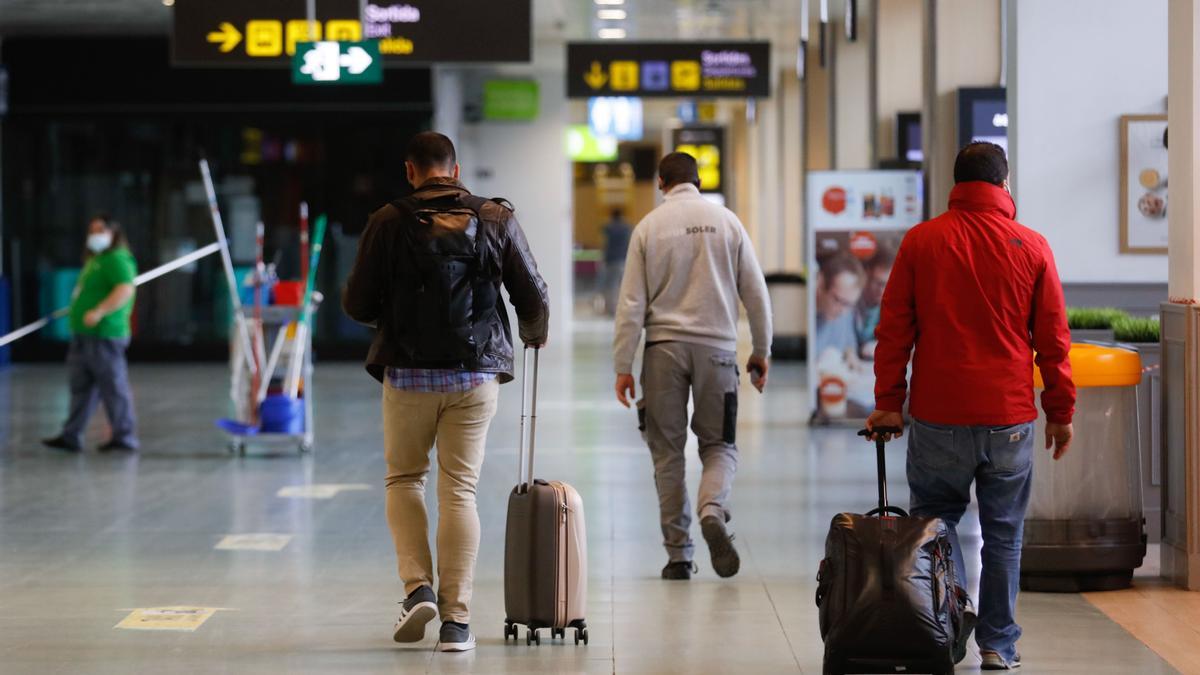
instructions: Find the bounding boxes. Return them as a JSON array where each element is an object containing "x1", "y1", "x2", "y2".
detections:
[{"x1": 613, "y1": 184, "x2": 773, "y2": 374}]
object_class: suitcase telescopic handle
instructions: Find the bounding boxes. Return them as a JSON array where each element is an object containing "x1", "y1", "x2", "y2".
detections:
[
  {"x1": 857, "y1": 427, "x2": 903, "y2": 515},
  {"x1": 518, "y1": 346, "x2": 540, "y2": 492}
]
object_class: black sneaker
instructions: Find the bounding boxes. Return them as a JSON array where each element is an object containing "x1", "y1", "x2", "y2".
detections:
[
  {"x1": 700, "y1": 515, "x2": 741, "y2": 578},
  {"x1": 99, "y1": 440, "x2": 138, "y2": 452},
  {"x1": 42, "y1": 436, "x2": 81, "y2": 452},
  {"x1": 393, "y1": 585, "x2": 437, "y2": 643},
  {"x1": 438, "y1": 621, "x2": 476, "y2": 652},
  {"x1": 661, "y1": 560, "x2": 698, "y2": 580}
]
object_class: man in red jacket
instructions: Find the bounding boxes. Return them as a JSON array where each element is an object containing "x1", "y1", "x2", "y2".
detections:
[{"x1": 866, "y1": 142, "x2": 1075, "y2": 671}]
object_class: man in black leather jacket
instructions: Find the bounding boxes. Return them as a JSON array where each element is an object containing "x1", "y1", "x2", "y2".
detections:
[{"x1": 343, "y1": 132, "x2": 549, "y2": 653}]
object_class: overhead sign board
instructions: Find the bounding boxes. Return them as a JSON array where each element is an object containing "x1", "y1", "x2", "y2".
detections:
[
  {"x1": 173, "y1": 0, "x2": 531, "y2": 65},
  {"x1": 567, "y1": 42, "x2": 770, "y2": 98},
  {"x1": 292, "y1": 41, "x2": 382, "y2": 85}
]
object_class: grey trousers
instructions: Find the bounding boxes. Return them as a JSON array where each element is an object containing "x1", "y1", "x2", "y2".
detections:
[
  {"x1": 62, "y1": 336, "x2": 138, "y2": 448},
  {"x1": 641, "y1": 341, "x2": 740, "y2": 562}
]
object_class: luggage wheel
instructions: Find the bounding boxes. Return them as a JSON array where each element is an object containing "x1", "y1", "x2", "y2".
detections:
[
  {"x1": 574, "y1": 627, "x2": 589, "y2": 645},
  {"x1": 503, "y1": 621, "x2": 518, "y2": 641},
  {"x1": 526, "y1": 628, "x2": 540, "y2": 645}
]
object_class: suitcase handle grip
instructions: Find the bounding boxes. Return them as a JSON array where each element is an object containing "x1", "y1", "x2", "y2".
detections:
[
  {"x1": 517, "y1": 346, "x2": 540, "y2": 492},
  {"x1": 865, "y1": 506, "x2": 909, "y2": 518},
  {"x1": 857, "y1": 428, "x2": 901, "y2": 513}
]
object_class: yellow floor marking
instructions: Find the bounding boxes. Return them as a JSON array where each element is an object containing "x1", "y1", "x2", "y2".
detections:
[
  {"x1": 215, "y1": 533, "x2": 292, "y2": 551},
  {"x1": 1083, "y1": 579, "x2": 1200, "y2": 675},
  {"x1": 275, "y1": 483, "x2": 371, "y2": 499},
  {"x1": 114, "y1": 607, "x2": 228, "y2": 632}
]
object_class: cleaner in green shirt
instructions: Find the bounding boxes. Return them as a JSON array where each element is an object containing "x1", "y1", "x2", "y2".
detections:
[{"x1": 43, "y1": 215, "x2": 140, "y2": 452}]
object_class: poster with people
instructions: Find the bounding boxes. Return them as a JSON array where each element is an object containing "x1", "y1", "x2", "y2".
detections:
[{"x1": 806, "y1": 170, "x2": 923, "y2": 424}]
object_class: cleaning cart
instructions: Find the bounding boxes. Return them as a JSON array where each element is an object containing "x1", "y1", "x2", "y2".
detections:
[
  {"x1": 222, "y1": 298, "x2": 320, "y2": 455},
  {"x1": 214, "y1": 205, "x2": 328, "y2": 456}
]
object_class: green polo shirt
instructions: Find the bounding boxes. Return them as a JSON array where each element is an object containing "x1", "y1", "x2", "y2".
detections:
[{"x1": 69, "y1": 248, "x2": 138, "y2": 338}]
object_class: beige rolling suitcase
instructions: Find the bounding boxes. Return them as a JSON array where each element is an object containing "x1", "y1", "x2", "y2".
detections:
[{"x1": 503, "y1": 347, "x2": 589, "y2": 645}]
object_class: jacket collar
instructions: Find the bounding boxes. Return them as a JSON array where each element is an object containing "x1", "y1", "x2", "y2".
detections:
[
  {"x1": 948, "y1": 181, "x2": 1016, "y2": 219},
  {"x1": 664, "y1": 183, "x2": 702, "y2": 201},
  {"x1": 412, "y1": 176, "x2": 469, "y2": 200}
]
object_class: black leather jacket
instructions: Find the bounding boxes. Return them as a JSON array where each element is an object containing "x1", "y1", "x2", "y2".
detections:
[{"x1": 342, "y1": 178, "x2": 550, "y2": 383}]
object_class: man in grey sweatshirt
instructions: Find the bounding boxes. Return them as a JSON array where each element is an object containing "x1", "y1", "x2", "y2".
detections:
[{"x1": 613, "y1": 152, "x2": 773, "y2": 580}]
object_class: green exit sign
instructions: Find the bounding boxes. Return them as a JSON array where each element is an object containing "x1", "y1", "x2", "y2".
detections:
[{"x1": 292, "y1": 41, "x2": 382, "y2": 85}]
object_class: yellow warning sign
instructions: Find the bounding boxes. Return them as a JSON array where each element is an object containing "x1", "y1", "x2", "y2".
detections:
[
  {"x1": 671, "y1": 60, "x2": 701, "y2": 91},
  {"x1": 610, "y1": 61, "x2": 639, "y2": 92},
  {"x1": 115, "y1": 607, "x2": 226, "y2": 632}
]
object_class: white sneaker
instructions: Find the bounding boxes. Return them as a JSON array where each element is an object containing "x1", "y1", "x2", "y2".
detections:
[{"x1": 393, "y1": 586, "x2": 438, "y2": 643}]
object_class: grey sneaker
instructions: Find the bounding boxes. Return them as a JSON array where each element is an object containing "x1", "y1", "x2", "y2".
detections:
[
  {"x1": 981, "y1": 651, "x2": 1021, "y2": 670},
  {"x1": 700, "y1": 515, "x2": 740, "y2": 578},
  {"x1": 438, "y1": 621, "x2": 476, "y2": 652},
  {"x1": 393, "y1": 585, "x2": 437, "y2": 643},
  {"x1": 661, "y1": 560, "x2": 698, "y2": 580}
]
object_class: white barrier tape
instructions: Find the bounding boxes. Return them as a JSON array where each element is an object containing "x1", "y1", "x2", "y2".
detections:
[{"x1": 0, "y1": 242, "x2": 223, "y2": 349}]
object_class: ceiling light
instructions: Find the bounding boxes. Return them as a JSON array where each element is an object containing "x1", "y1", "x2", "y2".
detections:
[
  {"x1": 162, "y1": 0, "x2": 175, "y2": 5},
  {"x1": 595, "y1": 0, "x2": 625, "y2": 5},
  {"x1": 598, "y1": 28, "x2": 627, "y2": 39},
  {"x1": 597, "y1": 9, "x2": 627, "y2": 20}
]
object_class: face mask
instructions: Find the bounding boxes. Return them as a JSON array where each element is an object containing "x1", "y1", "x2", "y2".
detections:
[{"x1": 86, "y1": 232, "x2": 113, "y2": 253}]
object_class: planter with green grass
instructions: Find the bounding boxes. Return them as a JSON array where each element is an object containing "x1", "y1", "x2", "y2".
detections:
[
  {"x1": 1067, "y1": 307, "x2": 1127, "y2": 343},
  {"x1": 1112, "y1": 315, "x2": 1162, "y2": 542}
]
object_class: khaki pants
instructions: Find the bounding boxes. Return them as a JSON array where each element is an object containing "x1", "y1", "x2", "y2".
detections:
[
  {"x1": 383, "y1": 379, "x2": 499, "y2": 624},
  {"x1": 641, "y1": 341, "x2": 740, "y2": 563}
]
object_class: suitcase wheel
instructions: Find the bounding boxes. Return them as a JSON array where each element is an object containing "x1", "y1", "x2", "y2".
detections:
[
  {"x1": 526, "y1": 629, "x2": 540, "y2": 646},
  {"x1": 503, "y1": 621, "x2": 517, "y2": 641},
  {"x1": 574, "y1": 627, "x2": 589, "y2": 645}
]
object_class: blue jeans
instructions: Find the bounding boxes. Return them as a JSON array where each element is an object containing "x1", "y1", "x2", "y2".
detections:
[{"x1": 906, "y1": 418, "x2": 1035, "y2": 662}]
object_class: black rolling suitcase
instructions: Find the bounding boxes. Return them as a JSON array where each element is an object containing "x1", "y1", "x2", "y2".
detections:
[{"x1": 815, "y1": 427, "x2": 965, "y2": 675}]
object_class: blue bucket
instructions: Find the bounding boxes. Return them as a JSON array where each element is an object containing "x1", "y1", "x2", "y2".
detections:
[{"x1": 260, "y1": 395, "x2": 304, "y2": 434}]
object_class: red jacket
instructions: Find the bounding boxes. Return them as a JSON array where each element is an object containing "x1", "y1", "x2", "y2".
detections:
[{"x1": 874, "y1": 181, "x2": 1075, "y2": 426}]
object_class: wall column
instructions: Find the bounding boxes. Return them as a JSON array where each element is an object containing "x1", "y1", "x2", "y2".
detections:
[
  {"x1": 921, "y1": 0, "x2": 1001, "y2": 213},
  {"x1": 1162, "y1": 0, "x2": 1200, "y2": 590}
]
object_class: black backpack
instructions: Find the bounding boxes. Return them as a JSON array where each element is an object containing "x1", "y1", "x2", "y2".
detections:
[{"x1": 389, "y1": 194, "x2": 507, "y2": 364}]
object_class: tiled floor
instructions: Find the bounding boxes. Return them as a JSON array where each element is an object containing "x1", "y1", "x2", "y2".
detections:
[{"x1": 0, "y1": 324, "x2": 1182, "y2": 674}]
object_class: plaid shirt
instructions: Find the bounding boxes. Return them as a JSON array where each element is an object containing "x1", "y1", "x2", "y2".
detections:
[{"x1": 385, "y1": 368, "x2": 497, "y2": 393}]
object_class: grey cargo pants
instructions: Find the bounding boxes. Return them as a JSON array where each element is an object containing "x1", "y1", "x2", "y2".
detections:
[
  {"x1": 61, "y1": 336, "x2": 138, "y2": 448},
  {"x1": 641, "y1": 341, "x2": 740, "y2": 563}
]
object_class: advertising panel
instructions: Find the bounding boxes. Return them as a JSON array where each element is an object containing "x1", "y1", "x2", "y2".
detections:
[
  {"x1": 567, "y1": 42, "x2": 770, "y2": 98},
  {"x1": 807, "y1": 170, "x2": 923, "y2": 424},
  {"x1": 173, "y1": 0, "x2": 531, "y2": 65}
]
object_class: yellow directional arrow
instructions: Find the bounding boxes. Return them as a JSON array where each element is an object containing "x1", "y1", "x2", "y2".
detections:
[
  {"x1": 206, "y1": 22, "x2": 242, "y2": 53},
  {"x1": 584, "y1": 61, "x2": 608, "y2": 90}
]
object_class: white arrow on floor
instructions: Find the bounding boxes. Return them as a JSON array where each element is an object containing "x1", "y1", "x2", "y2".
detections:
[{"x1": 339, "y1": 46, "x2": 373, "y2": 75}]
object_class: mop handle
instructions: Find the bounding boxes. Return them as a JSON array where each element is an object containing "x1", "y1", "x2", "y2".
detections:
[
  {"x1": 285, "y1": 215, "x2": 327, "y2": 398},
  {"x1": 199, "y1": 158, "x2": 258, "y2": 376},
  {"x1": 0, "y1": 242, "x2": 222, "y2": 348}
]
